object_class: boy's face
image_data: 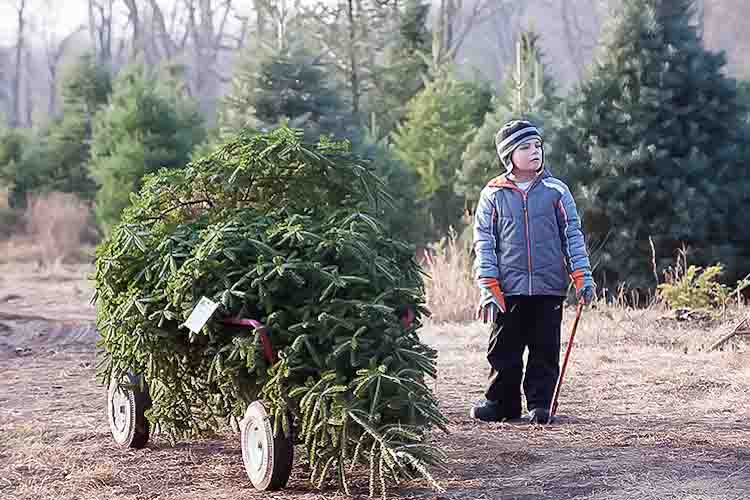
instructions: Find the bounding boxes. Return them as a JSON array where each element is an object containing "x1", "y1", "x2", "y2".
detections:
[{"x1": 510, "y1": 138, "x2": 543, "y2": 173}]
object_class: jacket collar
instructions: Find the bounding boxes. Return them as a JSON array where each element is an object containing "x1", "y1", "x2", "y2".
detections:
[{"x1": 487, "y1": 168, "x2": 552, "y2": 190}]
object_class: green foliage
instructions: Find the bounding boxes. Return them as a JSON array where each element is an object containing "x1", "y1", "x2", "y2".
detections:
[
  {"x1": 219, "y1": 45, "x2": 350, "y2": 142},
  {"x1": 658, "y1": 263, "x2": 728, "y2": 310},
  {"x1": 0, "y1": 127, "x2": 28, "y2": 208},
  {"x1": 353, "y1": 127, "x2": 422, "y2": 244},
  {"x1": 365, "y1": 0, "x2": 432, "y2": 139},
  {"x1": 397, "y1": 0, "x2": 431, "y2": 55},
  {"x1": 392, "y1": 68, "x2": 492, "y2": 241},
  {"x1": 458, "y1": 31, "x2": 560, "y2": 203},
  {"x1": 0, "y1": 206, "x2": 21, "y2": 239},
  {"x1": 93, "y1": 127, "x2": 446, "y2": 495},
  {"x1": 46, "y1": 54, "x2": 113, "y2": 202},
  {"x1": 657, "y1": 250, "x2": 750, "y2": 311},
  {"x1": 0, "y1": 54, "x2": 111, "y2": 208},
  {"x1": 60, "y1": 53, "x2": 113, "y2": 117},
  {"x1": 554, "y1": 0, "x2": 750, "y2": 289},
  {"x1": 88, "y1": 65, "x2": 205, "y2": 233}
]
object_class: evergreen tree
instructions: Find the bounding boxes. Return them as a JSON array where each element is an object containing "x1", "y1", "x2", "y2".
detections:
[
  {"x1": 0, "y1": 55, "x2": 111, "y2": 208},
  {"x1": 458, "y1": 32, "x2": 560, "y2": 204},
  {"x1": 365, "y1": 0, "x2": 432, "y2": 139},
  {"x1": 556, "y1": 0, "x2": 750, "y2": 289},
  {"x1": 353, "y1": 122, "x2": 422, "y2": 244},
  {"x1": 89, "y1": 65, "x2": 205, "y2": 232},
  {"x1": 219, "y1": 45, "x2": 350, "y2": 142},
  {"x1": 0, "y1": 127, "x2": 28, "y2": 208},
  {"x1": 45, "y1": 55, "x2": 113, "y2": 201},
  {"x1": 391, "y1": 68, "x2": 492, "y2": 241}
]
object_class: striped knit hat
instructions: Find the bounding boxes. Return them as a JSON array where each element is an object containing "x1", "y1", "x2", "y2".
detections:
[{"x1": 495, "y1": 120, "x2": 544, "y2": 173}]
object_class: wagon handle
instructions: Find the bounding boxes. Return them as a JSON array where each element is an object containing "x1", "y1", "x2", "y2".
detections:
[{"x1": 222, "y1": 318, "x2": 276, "y2": 364}]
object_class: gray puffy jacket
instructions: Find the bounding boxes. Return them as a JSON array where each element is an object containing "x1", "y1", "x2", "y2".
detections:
[{"x1": 472, "y1": 168, "x2": 591, "y2": 297}]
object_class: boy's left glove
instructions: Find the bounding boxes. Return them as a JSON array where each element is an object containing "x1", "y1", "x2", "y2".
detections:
[
  {"x1": 571, "y1": 268, "x2": 596, "y2": 305},
  {"x1": 476, "y1": 277, "x2": 506, "y2": 323}
]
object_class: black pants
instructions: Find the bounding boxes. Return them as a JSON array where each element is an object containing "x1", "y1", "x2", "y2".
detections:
[{"x1": 485, "y1": 295, "x2": 563, "y2": 418}]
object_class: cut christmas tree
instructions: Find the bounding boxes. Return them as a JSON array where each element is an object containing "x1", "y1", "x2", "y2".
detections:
[{"x1": 94, "y1": 127, "x2": 447, "y2": 496}]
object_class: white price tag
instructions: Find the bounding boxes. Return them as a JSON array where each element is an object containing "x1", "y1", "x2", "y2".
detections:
[{"x1": 183, "y1": 297, "x2": 219, "y2": 333}]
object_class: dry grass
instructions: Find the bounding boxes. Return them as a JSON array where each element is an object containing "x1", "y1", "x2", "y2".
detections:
[
  {"x1": 23, "y1": 192, "x2": 91, "y2": 268},
  {"x1": 2, "y1": 235, "x2": 750, "y2": 499},
  {"x1": 422, "y1": 230, "x2": 479, "y2": 323},
  {"x1": 1, "y1": 309, "x2": 749, "y2": 500}
]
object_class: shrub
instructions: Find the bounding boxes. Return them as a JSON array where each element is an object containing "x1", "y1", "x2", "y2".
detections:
[
  {"x1": 657, "y1": 249, "x2": 750, "y2": 312},
  {"x1": 0, "y1": 206, "x2": 21, "y2": 240}
]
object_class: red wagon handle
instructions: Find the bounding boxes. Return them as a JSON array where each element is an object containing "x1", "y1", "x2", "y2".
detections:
[
  {"x1": 221, "y1": 318, "x2": 276, "y2": 364},
  {"x1": 222, "y1": 306, "x2": 415, "y2": 366}
]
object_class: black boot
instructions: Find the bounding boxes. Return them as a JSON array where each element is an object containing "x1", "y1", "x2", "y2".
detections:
[
  {"x1": 470, "y1": 399, "x2": 500, "y2": 422},
  {"x1": 528, "y1": 407, "x2": 553, "y2": 425},
  {"x1": 471, "y1": 400, "x2": 523, "y2": 422}
]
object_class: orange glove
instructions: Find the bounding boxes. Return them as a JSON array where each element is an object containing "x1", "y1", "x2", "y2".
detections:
[
  {"x1": 571, "y1": 268, "x2": 595, "y2": 305},
  {"x1": 476, "y1": 277, "x2": 506, "y2": 323}
]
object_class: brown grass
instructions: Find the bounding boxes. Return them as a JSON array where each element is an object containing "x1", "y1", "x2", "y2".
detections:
[
  {"x1": 23, "y1": 192, "x2": 91, "y2": 268},
  {"x1": 2, "y1": 235, "x2": 750, "y2": 500},
  {"x1": 422, "y1": 230, "x2": 480, "y2": 323},
  {"x1": 1, "y1": 307, "x2": 749, "y2": 500}
]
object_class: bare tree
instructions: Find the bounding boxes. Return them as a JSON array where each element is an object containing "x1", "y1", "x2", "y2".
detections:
[
  {"x1": 147, "y1": 0, "x2": 179, "y2": 59},
  {"x1": 43, "y1": 28, "x2": 86, "y2": 117},
  {"x1": 489, "y1": 3, "x2": 526, "y2": 81},
  {"x1": 183, "y1": 0, "x2": 239, "y2": 117},
  {"x1": 539, "y1": 0, "x2": 601, "y2": 80},
  {"x1": 122, "y1": 0, "x2": 142, "y2": 57},
  {"x1": 0, "y1": 51, "x2": 9, "y2": 118},
  {"x1": 88, "y1": 0, "x2": 115, "y2": 69},
  {"x1": 254, "y1": 0, "x2": 266, "y2": 45},
  {"x1": 301, "y1": 0, "x2": 399, "y2": 124},
  {"x1": 7, "y1": 0, "x2": 28, "y2": 128},
  {"x1": 23, "y1": 46, "x2": 32, "y2": 126},
  {"x1": 346, "y1": 0, "x2": 360, "y2": 116},
  {"x1": 39, "y1": 1, "x2": 85, "y2": 116},
  {"x1": 432, "y1": 0, "x2": 503, "y2": 68}
]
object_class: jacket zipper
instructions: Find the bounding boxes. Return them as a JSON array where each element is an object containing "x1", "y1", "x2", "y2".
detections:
[
  {"x1": 503, "y1": 178, "x2": 539, "y2": 296},
  {"x1": 522, "y1": 193, "x2": 532, "y2": 294}
]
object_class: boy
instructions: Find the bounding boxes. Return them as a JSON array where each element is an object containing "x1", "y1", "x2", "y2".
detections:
[{"x1": 471, "y1": 119, "x2": 595, "y2": 424}]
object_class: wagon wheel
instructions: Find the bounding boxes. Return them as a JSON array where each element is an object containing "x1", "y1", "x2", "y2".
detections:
[
  {"x1": 240, "y1": 401, "x2": 294, "y2": 491},
  {"x1": 107, "y1": 372, "x2": 151, "y2": 449}
]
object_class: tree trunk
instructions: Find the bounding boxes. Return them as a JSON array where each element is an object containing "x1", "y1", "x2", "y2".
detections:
[
  {"x1": 89, "y1": 0, "x2": 114, "y2": 70},
  {"x1": 122, "y1": 0, "x2": 141, "y2": 57},
  {"x1": 347, "y1": 0, "x2": 360, "y2": 119},
  {"x1": 11, "y1": 0, "x2": 26, "y2": 128},
  {"x1": 561, "y1": 0, "x2": 584, "y2": 78},
  {"x1": 147, "y1": 0, "x2": 176, "y2": 59},
  {"x1": 24, "y1": 47, "x2": 32, "y2": 127},
  {"x1": 48, "y1": 65, "x2": 57, "y2": 116},
  {"x1": 254, "y1": 0, "x2": 266, "y2": 45}
]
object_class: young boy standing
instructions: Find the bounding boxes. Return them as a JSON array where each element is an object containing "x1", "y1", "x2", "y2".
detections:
[{"x1": 471, "y1": 119, "x2": 595, "y2": 424}]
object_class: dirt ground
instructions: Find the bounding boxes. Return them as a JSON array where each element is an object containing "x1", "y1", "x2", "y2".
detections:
[{"x1": 2, "y1": 263, "x2": 750, "y2": 500}]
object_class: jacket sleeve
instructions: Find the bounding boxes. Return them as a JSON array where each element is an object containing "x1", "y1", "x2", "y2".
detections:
[
  {"x1": 554, "y1": 183, "x2": 591, "y2": 274},
  {"x1": 473, "y1": 187, "x2": 500, "y2": 280}
]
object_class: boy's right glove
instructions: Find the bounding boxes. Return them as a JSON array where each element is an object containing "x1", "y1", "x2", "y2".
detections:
[{"x1": 476, "y1": 277, "x2": 506, "y2": 323}]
